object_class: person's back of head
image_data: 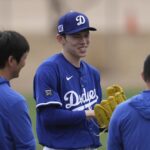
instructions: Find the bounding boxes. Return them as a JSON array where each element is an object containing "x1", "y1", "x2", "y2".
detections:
[
  {"x1": 0, "y1": 31, "x2": 29, "y2": 69},
  {"x1": 143, "y1": 54, "x2": 150, "y2": 82}
]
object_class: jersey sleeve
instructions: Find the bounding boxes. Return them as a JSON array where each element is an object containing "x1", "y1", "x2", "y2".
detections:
[
  {"x1": 92, "y1": 67, "x2": 102, "y2": 104},
  {"x1": 34, "y1": 63, "x2": 62, "y2": 108},
  {"x1": 39, "y1": 106, "x2": 86, "y2": 126},
  {"x1": 95, "y1": 71, "x2": 102, "y2": 103},
  {"x1": 9, "y1": 100, "x2": 36, "y2": 150}
]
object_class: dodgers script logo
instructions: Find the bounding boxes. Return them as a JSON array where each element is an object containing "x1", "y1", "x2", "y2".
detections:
[
  {"x1": 76, "y1": 15, "x2": 86, "y2": 26},
  {"x1": 64, "y1": 88, "x2": 98, "y2": 111}
]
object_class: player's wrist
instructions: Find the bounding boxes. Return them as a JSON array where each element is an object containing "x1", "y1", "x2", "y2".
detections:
[{"x1": 85, "y1": 110, "x2": 95, "y2": 119}]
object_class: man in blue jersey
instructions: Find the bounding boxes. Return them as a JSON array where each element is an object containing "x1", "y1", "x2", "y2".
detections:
[
  {"x1": 34, "y1": 11, "x2": 102, "y2": 150},
  {"x1": 107, "y1": 54, "x2": 150, "y2": 150},
  {"x1": 0, "y1": 31, "x2": 36, "y2": 150}
]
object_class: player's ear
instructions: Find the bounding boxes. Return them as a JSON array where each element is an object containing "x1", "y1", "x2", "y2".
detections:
[
  {"x1": 8, "y1": 56, "x2": 16, "y2": 66},
  {"x1": 56, "y1": 34, "x2": 66, "y2": 45}
]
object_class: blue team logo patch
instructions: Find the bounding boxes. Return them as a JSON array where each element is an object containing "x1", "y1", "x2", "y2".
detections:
[
  {"x1": 58, "y1": 24, "x2": 64, "y2": 33},
  {"x1": 45, "y1": 89, "x2": 53, "y2": 96}
]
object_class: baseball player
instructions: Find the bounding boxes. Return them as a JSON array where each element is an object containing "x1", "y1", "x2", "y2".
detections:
[
  {"x1": 107, "y1": 54, "x2": 150, "y2": 150},
  {"x1": 33, "y1": 11, "x2": 102, "y2": 150},
  {"x1": 0, "y1": 31, "x2": 36, "y2": 149}
]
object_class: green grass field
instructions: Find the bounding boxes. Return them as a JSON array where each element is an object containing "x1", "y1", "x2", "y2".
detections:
[{"x1": 26, "y1": 88, "x2": 142, "y2": 150}]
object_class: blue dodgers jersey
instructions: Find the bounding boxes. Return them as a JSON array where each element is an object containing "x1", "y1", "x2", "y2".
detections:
[
  {"x1": 34, "y1": 53, "x2": 102, "y2": 149},
  {"x1": 0, "y1": 77, "x2": 35, "y2": 150}
]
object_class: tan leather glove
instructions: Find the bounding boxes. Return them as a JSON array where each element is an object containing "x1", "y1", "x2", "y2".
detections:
[{"x1": 94, "y1": 84, "x2": 126, "y2": 129}]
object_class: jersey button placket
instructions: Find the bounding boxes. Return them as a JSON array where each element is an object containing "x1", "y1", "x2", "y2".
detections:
[{"x1": 80, "y1": 77, "x2": 84, "y2": 88}]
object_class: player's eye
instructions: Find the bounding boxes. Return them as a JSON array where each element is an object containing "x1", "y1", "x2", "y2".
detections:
[{"x1": 72, "y1": 34, "x2": 81, "y2": 38}]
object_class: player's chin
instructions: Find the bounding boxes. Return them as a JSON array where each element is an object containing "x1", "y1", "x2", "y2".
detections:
[
  {"x1": 12, "y1": 73, "x2": 19, "y2": 79},
  {"x1": 79, "y1": 50, "x2": 87, "y2": 56},
  {"x1": 79, "y1": 52, "x2": 87, "y2": 57}
]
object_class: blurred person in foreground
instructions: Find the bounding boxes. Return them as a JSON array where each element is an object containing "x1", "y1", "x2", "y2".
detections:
[
  {"x1": 33, "y1": 11, "x2": 102, "y2": 150},
  {"x1": 0, "y1": 31, "x2": 36, "y2": 150},
  {"x1": 107, "y1": 54, "x2": 150, "y2": 150}
]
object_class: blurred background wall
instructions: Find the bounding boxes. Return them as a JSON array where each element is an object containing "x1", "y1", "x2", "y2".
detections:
[{"x1": 0, "y1": 0, "x2": 150, "y2": 94}]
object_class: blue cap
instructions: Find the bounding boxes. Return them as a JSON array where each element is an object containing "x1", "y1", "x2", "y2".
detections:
[{"x1": 57, "y1": 11, "x2": 97, "y2": 35}]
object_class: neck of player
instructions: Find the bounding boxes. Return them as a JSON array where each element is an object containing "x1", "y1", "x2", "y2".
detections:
[{"x1": 62, "y1": 51, "x2": 81, "y2": 68}]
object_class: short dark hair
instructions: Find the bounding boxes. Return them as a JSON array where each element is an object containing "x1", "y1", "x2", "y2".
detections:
[
  {"x1": 143, "y1": 54, "x2": 150, "y2": 82},
  {"x1": 0, "y1": 31, "x2": 29, "y2": 68}
]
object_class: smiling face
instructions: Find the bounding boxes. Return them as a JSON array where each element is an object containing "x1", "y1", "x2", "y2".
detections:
[{"x1": 61, "y1": 30, "x2": 90, "y2": 59}]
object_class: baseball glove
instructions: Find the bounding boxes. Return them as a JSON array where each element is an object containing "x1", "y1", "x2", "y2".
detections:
[{"x1": 94, "y1": 84, "x2": 126, "y2": 129}]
